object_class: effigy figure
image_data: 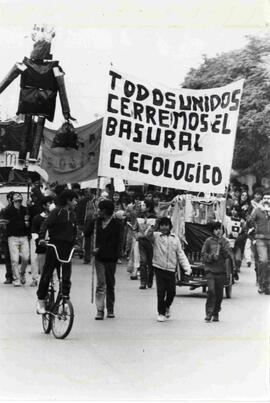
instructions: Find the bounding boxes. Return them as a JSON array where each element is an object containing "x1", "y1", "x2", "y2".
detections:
[{"x1": 0, "y1": 24, "x2": 74, "y2": 167}]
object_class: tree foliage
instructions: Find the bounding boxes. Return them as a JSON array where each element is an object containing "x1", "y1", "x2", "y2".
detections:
[{"x1": 182, "y1": 35, "x2": 270, "y2": 180}]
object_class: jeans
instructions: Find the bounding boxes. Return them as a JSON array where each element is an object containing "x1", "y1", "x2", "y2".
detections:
[
  {"x1": 205, "y1": 272, "x2": 226, "y2": 316},
  {"x1": 2, "y1": 240, "x2": 13, "y2": 281},
  {"x1": 95, "y1": 259, "x2": 116, "y2": 313},
  {"x1": 37, "y1": 242, "x2": 72, "y2": 300},
  {"x1": 155, "y1": 267, "x2": 176, "y2": 315},
  {"x1": 138, "y1": 238, "x2": 153, "y2": 286},
  {"x1": 244, "y1": 237, "x2": 252, "y2": 263},
  {"x1": 8, "y1": 236, "x2": 29, "y2": 281},
  {"x1": 256, "y1": 238, "x2": 270, "y2": 290},
  {"x1": 233, "y1": 245, "x2": 242, "y2": 271},
  {"x1": 30, "y1": 237, "x2": 39, "y2": 281},
  {"x1": 37, "y1": 253, "x2": 46, "y2": 275}
]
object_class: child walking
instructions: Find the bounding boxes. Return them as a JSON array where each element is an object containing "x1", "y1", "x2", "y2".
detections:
[
  {"x1": 201, "y1": 221, "x2": 232, "y2": 322},
  {"x1": 147, "y1": 217, "x2": 191, "y2": 322}
]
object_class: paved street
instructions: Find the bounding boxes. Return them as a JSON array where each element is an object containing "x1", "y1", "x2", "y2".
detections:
[{"x1": 0, "y1": 259, "x2": 269, "y2": 402}]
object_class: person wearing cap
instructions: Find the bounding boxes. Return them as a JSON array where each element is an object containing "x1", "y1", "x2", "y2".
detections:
[
  {"x1": 84, "y1": 199, "x2": 121, "y2": 320},
  {"x1": 146, "y1": 217, "x2": 191, "y2": 322},
  {"x1": 2, "y1": 192, "x2": 30, "y2": 286}
]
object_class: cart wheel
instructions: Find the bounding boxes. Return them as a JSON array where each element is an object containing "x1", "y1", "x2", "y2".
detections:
[{"x1": 225, "y1": 285, "x2": 232, "y2": 298}]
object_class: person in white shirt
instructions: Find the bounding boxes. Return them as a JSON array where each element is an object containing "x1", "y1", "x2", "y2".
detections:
[{"x1": 147, "y1": 217, "x2": 191, "y2": 322}]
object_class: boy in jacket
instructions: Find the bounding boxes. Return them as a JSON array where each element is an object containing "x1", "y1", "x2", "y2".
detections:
[
  {"x1": 85, "y1": 199, "x2": 121, "y2": 320},
  {"x1": 147, "y1": 217, "x2": 191, "y2": 322},
  {"x1": 36, "y1": 189, "x2": 78, "y2": 314},
  {"x1": 202, "y1": 221, "x2": 232, "y2": 322}
]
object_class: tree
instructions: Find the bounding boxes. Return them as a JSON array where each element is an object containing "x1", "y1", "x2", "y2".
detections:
[{"x1": 182, "y1": 35, "x2": 270, "y2": 181}]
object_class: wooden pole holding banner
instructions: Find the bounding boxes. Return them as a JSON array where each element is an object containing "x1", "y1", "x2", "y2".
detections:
[
  {"x1": 91, "y1": 176, "x2": 101, "y2": 304},
  {"x1": 25, "y1": 178, "x2": 31, "y2": 228}
]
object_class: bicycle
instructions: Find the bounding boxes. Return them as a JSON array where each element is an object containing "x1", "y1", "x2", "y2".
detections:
[{"x1": 42, "y1": 243, "x2": 75, "y2": 339}]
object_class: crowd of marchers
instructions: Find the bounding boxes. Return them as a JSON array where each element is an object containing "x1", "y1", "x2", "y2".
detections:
[{"x1": 0, "y1": 178, "x2": 269, "y2": 324}]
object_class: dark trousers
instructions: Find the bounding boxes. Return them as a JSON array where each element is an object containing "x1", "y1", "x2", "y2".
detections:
[
  {"x1": 37, "y1": 242, "x2": 72, "y2": 300},
  {"x1": 95, "y1": 260, "x2": 116, "y2": 312},
  {"x1": 155, "y1": 267, "x2": 176, "y2": 315},
  {"x1": 205, "y1": 272, "x2": 226, "y2": 316},
  {"x1": 2, "y1": 241, "x2": 13, "y2": 281},
  {"x1": 138, "y1": 238, "x2": 153, "y2": 286}
]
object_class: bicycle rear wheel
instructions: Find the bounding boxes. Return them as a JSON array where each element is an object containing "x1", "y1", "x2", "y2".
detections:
[
  {"x1": 52, "y1": 299, "x2": 74, "y2": 339},
  {"x1": 42, "y1": 289, "x2": 54, "y2": 334}
]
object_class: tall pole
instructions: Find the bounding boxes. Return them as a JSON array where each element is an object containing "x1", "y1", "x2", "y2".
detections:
[{"x1": 91, "y1": 176, "x2": 101, "y2": 304}]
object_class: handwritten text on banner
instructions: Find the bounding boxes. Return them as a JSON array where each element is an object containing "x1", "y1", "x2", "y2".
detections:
[{"x1": 98, "y1": 70, "x2": 244, "y2": 193}]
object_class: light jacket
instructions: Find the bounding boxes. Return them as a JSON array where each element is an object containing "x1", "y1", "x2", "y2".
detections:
[{"x1": 148, "y1": 230, "x2": 191, "y2": 273}]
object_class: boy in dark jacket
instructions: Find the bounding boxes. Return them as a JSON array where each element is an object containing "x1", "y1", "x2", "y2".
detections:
[
  {"x1": 85, "y1": 199, "x2": 121, "y2": 320},
  {"x1": 202, "y1": 222, "x2": 232, "y2": 323},
  {"x1": 36, "y1": 189, "x2": 78, "y2": 314}
]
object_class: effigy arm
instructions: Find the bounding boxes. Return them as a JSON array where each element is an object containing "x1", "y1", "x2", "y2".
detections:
[
  {"x1": 0, "y1": 62, "x2": 26, "y2": 94},
  {"x1": 53, "y1": 66, "x2": 75, "y2": 121}
]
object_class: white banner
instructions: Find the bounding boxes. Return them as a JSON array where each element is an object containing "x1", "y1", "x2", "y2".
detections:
[{"x1": 98, "y1": 70, "x2": 244, "y2": 194}]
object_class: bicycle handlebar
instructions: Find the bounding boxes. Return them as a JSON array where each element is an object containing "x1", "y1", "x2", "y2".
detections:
[{"x1": 46, "y1": 243, "x2": 75, "y2": 264}]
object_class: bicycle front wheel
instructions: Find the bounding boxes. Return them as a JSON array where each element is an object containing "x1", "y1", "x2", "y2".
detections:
[
  {"x1": 52, "y1": 299, "x2": 74, "y2": 339},
  {"x1": 42, "y1": 289, "x2": 55, "y2": 334}
]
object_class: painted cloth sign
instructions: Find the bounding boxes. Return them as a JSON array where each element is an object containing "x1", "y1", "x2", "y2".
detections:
[
  {"x1": 98, "y1": 70, "x2": 244, "y2": 193},
  {"x1": 42, "y1": 118, "x2": 102, "y2": 184}
]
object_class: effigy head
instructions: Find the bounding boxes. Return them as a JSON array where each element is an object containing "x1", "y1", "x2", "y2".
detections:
[{"x1": 30, "y1": 24, "x2": 56, "y2": 60}]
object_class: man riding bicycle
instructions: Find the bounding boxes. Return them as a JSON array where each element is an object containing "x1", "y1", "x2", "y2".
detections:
[{"x1": 36, "y1": 189, "x2": 78, "y2": 314}]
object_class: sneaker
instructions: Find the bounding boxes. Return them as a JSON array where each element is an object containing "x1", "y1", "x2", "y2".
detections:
[
  {"x1": 36, "y1": 299, "x2": 46, "y2": 314},
  {"x1": 20, "y1": 274, "x2": 26, "y2": 285},
  {"x1": 107, "y1": 311, "x2": 115, "y2": 318},
  {"x1": 147, "y1": 281, "x2": 153, "y2": 288},
  {"x1": 204, "y1": 315, "x2": 212, "y2": 322},
  {"x1": 165, "y1": 307, "x2": 170, "y2": 318},
  {"x1": 157, "y1": 314, "x2": 166, "y2": 322},
  {"x1": 258, "y1": 287, "x2": 265, "y2": 294},
  {"x1": 130, "y1": 275, "x2": 138, "y2": 280},
  {"x1": 29, "y1": 279, "x2": 38, "y2": 287},
  {"x1": 13, "y1": 279, "x2": 21, "y2": 287},
  {"x1": 212, "y1": 314, "x2": 219, "y2": 322},
  {"x1": 95, "y1": 310, "x2": 104, "y2": 320},
  {"x1": 3, "y1": 279, "x2": 13, "y2": 284},
  {"x1": 139, "y1": 284, "x2": 146, "y2": 289}
]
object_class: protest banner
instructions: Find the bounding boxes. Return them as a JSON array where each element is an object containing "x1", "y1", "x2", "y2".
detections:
[
  {"x1": 42, "y1": 118, "x2": 102, "y2": 184},
  {"x1": 98, "y1": 70, "x2": 244, "y2": 193}
]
